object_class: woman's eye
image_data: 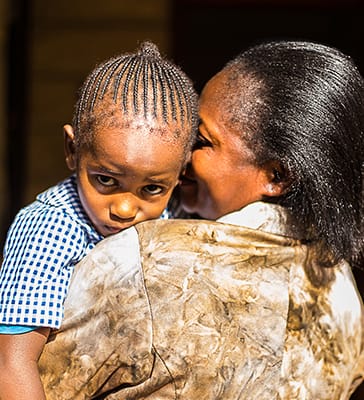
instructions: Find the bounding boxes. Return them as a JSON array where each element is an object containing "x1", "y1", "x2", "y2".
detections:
[
  {"x1": 96, "y1": 175, "x2": 116, "y2": 187},
  {"x1": 143, "y1": 185, "x2": 163, "y2": 195},
  {"x1": 194, "y1": 132, "x2": 212, "y2": 149}
]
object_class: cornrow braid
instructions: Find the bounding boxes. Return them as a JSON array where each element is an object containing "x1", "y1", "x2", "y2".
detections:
[
  {"x1": 122, "y1": 56, "x2": 139, "y2": 115},
  {"x1": 142, "y1": 60, "x2": 149, "y2": 118},
  {"x1": 149, "y1": 61, "x2": 159, "y2": 120},
  {"x1": 73, "y1": 41, "x2": 198, "y2": 152}
]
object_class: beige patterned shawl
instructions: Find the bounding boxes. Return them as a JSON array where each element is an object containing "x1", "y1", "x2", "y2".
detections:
[{"x1": 39, "y1": 218, "x2": 364, "y2": 399}]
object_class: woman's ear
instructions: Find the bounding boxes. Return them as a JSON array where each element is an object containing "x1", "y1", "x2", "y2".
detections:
[
  {"x1": 262, "y1": 160, "x2": 291, "y2": 198},
  {"x1": 64, "y1": 124, "x2": 77, "y2": 171}
]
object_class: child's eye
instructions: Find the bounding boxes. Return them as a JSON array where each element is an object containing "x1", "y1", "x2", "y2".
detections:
[
  {"x1": 143, "y1": 184, "x2": 164, "y2": 195},
  {"x1": 194, "y1": 131, "x2": 212, "y2": 149},
  {"x1": 96, "y1": 175, "x2": 117, "y2": 187}
]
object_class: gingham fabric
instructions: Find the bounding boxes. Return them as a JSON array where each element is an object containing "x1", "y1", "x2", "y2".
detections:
[{"x1": 0, "y1": 175, "x2": 103, "y2": 329}]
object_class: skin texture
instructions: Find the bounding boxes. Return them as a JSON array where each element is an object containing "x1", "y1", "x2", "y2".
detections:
[
  {"x1": 64, "y1": 121, "x2": 187, "y2": 237},
  {"x1": 180, "y1": 72, "x2": 284, "y2": 220},
  {"x1": 0, "y1": 328, "x2": 50, "y2": 399}
]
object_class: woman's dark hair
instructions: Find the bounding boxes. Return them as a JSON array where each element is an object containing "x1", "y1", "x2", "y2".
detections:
[{"x1": 223, "y1": 40, "x2": 364, "y2": 266}]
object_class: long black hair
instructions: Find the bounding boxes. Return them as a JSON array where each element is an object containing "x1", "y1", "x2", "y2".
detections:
[{"x1": 223, "y1": 40, "x2": 364, "y2": 267}]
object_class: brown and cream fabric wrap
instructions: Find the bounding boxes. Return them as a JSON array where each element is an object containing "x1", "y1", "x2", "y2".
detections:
[{"x1": 39, "y1": 219, "x2": 364, "y2": 399}]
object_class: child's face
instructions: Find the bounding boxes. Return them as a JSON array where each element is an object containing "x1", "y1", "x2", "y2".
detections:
[{"x1": 64, "y1": 121, "x2": 186, "y2": 237}]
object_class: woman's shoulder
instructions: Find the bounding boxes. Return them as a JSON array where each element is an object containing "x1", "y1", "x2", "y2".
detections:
[{"x1": 217, "y1": 201, "x2": 305, "y2": 239}]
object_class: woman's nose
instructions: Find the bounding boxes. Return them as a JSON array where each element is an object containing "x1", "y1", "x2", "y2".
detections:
[{"x1": 110, "y1": 194, "x2": 138, "y2": 220}]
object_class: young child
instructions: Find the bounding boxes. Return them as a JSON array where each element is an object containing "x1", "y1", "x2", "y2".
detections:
[{"x1": 0, "y1": 41, "x2": 198, "y2": 399}]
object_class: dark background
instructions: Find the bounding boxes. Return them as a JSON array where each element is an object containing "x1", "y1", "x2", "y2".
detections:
[
  {"x1": 172, "y1": 0, "x2": 364, "y2": 91},
  {"x1": 3, "y1": 1, "x2": 364, "y2": 397}
]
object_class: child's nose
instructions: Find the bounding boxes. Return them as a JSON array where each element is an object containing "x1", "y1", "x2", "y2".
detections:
[{"x1": 110, "y1": 194, "x2": 138, "y2": 220}]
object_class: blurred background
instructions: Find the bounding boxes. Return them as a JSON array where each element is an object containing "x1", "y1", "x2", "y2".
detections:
[{"x1": 0, "y1": 1, "x2": 364, "y2": 396}]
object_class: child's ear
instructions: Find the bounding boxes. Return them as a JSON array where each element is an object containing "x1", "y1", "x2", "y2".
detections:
[
  {"x1": 262, "y1": 160, "x2": 291, "y2": 198},
  {"x1": 64, "y1": 124, "x2": 77, "y2": 171}
]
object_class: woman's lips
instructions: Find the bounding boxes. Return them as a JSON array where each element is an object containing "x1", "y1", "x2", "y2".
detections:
[{"x1": 179, "y1": 175, "x2": 198, "y2": 201}]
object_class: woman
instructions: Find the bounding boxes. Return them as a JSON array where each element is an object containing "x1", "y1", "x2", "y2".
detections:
[
  {"x1": 178, "y1": 40, "x2": 364, "y2": 398},
  {"x1": 180, "y1": 40, "x2": 364, "y2": 270},
  {"x1": 39, "y1": 41, "x2": 364, "y2": 399}
]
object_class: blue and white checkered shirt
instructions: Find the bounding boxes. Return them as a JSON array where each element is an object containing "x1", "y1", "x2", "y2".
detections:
[{"x1": 0, "y1": 175, "x2": 103, "y2": 329}]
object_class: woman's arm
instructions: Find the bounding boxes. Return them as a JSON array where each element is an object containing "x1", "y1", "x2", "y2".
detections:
[{"x1": 0, "y1": 327, "x2": 50, "y2": 400}]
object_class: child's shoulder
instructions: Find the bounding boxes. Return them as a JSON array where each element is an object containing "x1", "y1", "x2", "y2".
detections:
[
  {"x1": 13, "y1": 176, "x2": 84, "y2": 228},
  {"x1": 5, "y1": 200, "x2": 98, "y2": 254},
  {"x1": 36, "y1": 175, "x2": 78, "y2": 207},
  {"x1": 7, "y1": 175, "x2": 101, "y2": 243}
]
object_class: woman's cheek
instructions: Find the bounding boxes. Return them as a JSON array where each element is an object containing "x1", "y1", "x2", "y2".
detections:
[{"x1": 194, "y1": 152, "x2": 212, "y2": 179}]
